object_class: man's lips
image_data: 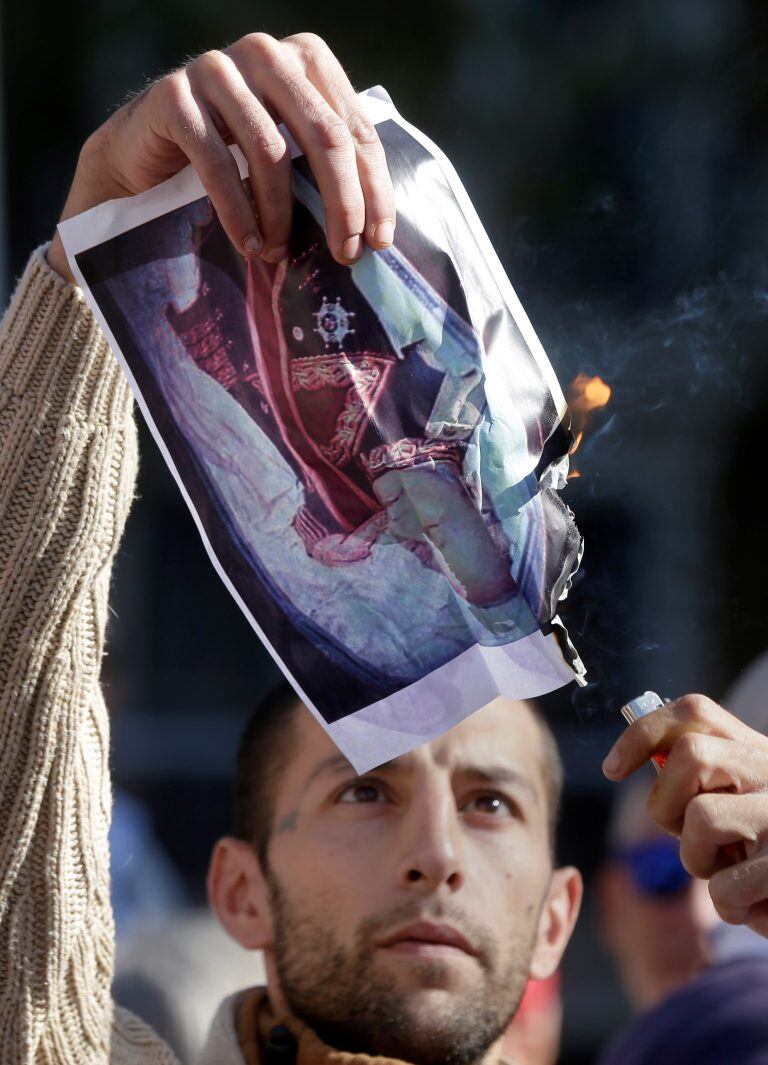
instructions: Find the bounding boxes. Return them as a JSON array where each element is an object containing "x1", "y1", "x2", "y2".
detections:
[{"x1": 378, "y1": 921, "x2": 478, "y2": 958}]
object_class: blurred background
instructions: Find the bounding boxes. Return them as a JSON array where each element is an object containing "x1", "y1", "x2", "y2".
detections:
[{"x1": 4, "y1": 1, "x2": 768, "y2": 1061}]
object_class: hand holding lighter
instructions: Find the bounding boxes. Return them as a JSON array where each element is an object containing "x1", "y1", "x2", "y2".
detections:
[{"x1": 619, "y1": 690, "x2": 745, "y2": 862}]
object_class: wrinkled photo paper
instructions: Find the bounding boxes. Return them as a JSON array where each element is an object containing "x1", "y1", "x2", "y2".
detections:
[{"x1": 59, "y1": 87, "x2": 585, "y2": 773}]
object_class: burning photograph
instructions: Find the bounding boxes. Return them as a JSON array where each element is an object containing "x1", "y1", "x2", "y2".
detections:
[{"x1": 63, "y1": 93, "x2": 583, "y2": 769}]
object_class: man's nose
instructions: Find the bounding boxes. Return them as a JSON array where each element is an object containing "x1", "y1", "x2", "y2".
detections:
[{"x1": 396, "y1": 790, "x2": 465, "y2": 893}]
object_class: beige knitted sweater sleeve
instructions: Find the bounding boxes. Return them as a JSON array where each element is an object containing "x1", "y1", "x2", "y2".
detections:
[{"x1": 0, "y1": 248, "x2": 179, "y2": 1065}]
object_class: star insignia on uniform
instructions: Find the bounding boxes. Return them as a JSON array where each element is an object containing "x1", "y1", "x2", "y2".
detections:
[{"x1": 313, "y1": 296, "x2": 356, "y2": 349}]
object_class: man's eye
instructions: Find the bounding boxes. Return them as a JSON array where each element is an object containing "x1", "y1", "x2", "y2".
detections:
[
  {"x1": 338, "y1": 782, "x2": 387, "y2": 804},
  {"x1": 463, "y1": 793, "x2": 515, "y2": 818}
]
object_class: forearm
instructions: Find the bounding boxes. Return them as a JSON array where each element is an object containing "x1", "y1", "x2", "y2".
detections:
[{"x1": 0, "y1": 247, "x2": 137, "y2": 1060}]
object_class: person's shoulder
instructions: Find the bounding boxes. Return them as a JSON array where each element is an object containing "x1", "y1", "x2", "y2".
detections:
[{"x1": 597, "y1": 958, "x2": 768, "y2": 1065}]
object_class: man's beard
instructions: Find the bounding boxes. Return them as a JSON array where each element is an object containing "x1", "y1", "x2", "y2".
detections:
[{"x1": 266, "y1": 871, "x2": 539, "y2": 1065}]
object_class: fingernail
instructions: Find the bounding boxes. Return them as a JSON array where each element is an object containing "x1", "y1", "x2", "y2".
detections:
[
  {"x1": 341, "y1": 234, "x2": 363, "y2": 262},
  {"x1": 262, "y1": 244, "x2": 290, "y2": 263},
  {"x1": 602, "y1": 749, "x2": 621, "y2": 778},
  {"x1": 372, "y1": 219, "x2": 395, "y2": 247},
  {"x1": 243, "y1": 233, "x2": 263, "y2": 257}
]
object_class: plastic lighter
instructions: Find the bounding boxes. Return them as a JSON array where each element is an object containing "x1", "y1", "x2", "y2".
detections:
[{"x1": 620, "y1": 690, "x2": 668, "y2": 773}]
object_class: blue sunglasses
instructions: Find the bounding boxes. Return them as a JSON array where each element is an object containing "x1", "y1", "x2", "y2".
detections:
[{"x1": 615, "y1": 839, "x2": 691, "y2": 897}]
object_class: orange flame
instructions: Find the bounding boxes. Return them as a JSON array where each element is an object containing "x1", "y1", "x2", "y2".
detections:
[
  {"x1": 569, "y1": 373, "x2": 612, "y2": 418},
  {"x1": 567, "y1": 374, "x2": 611, "y2": 478}
]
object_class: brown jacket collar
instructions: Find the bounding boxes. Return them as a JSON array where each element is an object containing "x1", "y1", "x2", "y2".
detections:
[{"x1": 236, "y1": 987, "x2": 427, "y2": 1065}]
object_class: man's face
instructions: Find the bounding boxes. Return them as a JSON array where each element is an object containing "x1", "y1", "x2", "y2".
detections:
[{"x1": 249, "y1": 698, "x2": 563, "y2": 1065}]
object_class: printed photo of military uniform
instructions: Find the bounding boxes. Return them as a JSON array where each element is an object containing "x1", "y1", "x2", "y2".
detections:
[{"x1": 76, "y1": 118, "x2": 580, "y2": 736}]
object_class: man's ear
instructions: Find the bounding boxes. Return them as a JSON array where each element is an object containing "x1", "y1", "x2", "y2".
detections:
[
  {"x1": 207, "y1": 836, "x2": 273, "y2": 951},
  {"x1": 529, "y1": 865, "x2": 583, "y2": 980}
]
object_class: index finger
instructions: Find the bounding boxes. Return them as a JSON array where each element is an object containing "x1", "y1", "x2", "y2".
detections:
[
  {"x1": 602, "y1": 694, "x2": 763, "y2": 781},
  {"x1": 230, "y1": 36, "x2": 365, "y2": 265},
  {"x1": 650, "y1": 733, "x2": 768, "y2": 836},
  {"x1": 284, "y1": 33, "x2": 396, "y2": 251}
]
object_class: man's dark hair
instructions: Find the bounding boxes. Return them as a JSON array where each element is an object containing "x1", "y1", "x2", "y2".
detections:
[
  {"x1": 233, "y1": 682, "x2": 564, "y2": 865},
  {"x1": 233, "y1": 681, "x2": 302, "y2": 868},
  {"x1": 527, "y1": 700, "x2": 565, "y2": 855}
]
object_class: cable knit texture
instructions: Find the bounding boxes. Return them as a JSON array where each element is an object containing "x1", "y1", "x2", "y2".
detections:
[{"x1": 0, "y1": 247, "x2": 178, "y2": 1064}]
